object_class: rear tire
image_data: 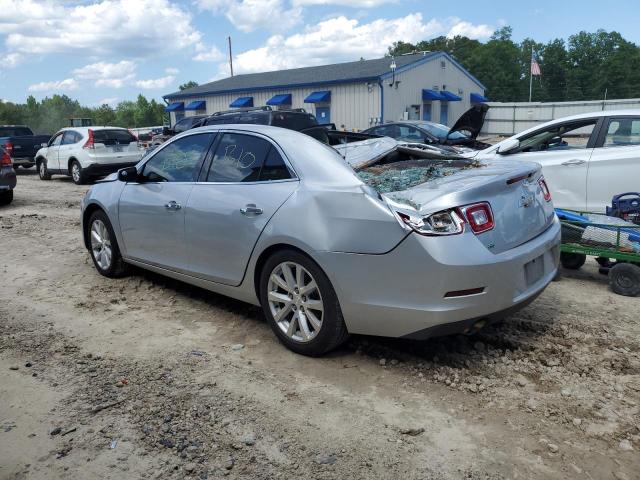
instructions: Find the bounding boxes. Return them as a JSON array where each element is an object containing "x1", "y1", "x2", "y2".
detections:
[
  {"x1": 0, "y1": 190, "x2": 13, "y2": 206},
  {"x1": 38, "y1": 160, "x2": 51, "y2": 180},
  {"x1": 70, "y1": 160, "x2": 87, "y2": 185},
  {"x1": 87, "y1": 210, "x2": 129, "y2": 278},
  {"x1": 608, "y1": 263, "x2": 640, "y2": 297},
  {"x1": 22, "y1": 164, "x2": 34, "y2": 169},
  {"x1": 259, "y1": 249, "x2": 348, "y2": 356},
  {"x1": 560, "y1": 252, "x2": 586, "y2": 270}
]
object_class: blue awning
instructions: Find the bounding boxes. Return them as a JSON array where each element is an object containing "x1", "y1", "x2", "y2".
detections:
[
  {"x1": 304, "y1": 91, "x2": 331, "y2": 103},
  {"x1": 185, "y1": 100, "x2": 206, "y2": 110},
  {"x1": 165, "y1": 102, "x2": 184, "y2": 112},
  {"x1": 229, "y1": 96, "x2": 253, "y2": 108},
  {"x1": 266, "y1": 94, "x2": 292, "y2": 106},
  {"x1": 440, "y1": 90, "x2": 462, "y2": 101},
  {"x1": 422, "y1": 89, "x2": 444, "y2": 101},
  {"x1": 470, "y1": 93, "x2": 489, "y2": 103}
]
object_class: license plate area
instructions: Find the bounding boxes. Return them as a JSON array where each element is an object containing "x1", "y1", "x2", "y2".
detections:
[{"x1": 524, "y1": 254, "x2": 544, "y2": 286}]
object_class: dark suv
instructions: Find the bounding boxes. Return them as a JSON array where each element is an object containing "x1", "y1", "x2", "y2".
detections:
[{"x1": 1, "y1": 145, "x2": 16, "y2": 205}]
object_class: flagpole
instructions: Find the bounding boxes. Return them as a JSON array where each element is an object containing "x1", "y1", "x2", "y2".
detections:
[{"x1": 529, "y1": 46, "x2": 533, "y2": 102}]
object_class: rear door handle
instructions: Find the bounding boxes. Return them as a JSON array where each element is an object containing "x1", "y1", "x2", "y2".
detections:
[
  {"x1": 240, "y1": 204, "x2": 263, "y2": 215},
  {"x1": 164, "y1": 201, "x2": 181, "y2": 210},
  {"x1": 561, "y1": 159, "x2": 586, "y2": 166}
]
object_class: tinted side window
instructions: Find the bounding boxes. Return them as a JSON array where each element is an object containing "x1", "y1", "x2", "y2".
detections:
[
  {"x1": 93, "y1": 129, "x2": 137, "y2": 144},
  {"x1": 62, "y1": 130, "x2": 79, "y2": 145},
  {"x1": 207, "y1": 133, "x2": 269, "y2": 182},
  {"x1": 397, "y1": 125, "x2": 423, "y2": 141},
  {"x1": 603, "y1": 118, "x2": 640, "y2": 147},
  {"x1": 173, "y1": 118, "x2": 193, "y2": 134},
  {"x1": 271, "y1": 113, "x2": 316, "y2": 131},
  {"x1": 206, "y1": 133, "x2": 292, "y2": 182},
  {"x1": 514, "y1": 120, "x2": 597, "y2": 153},
  {"x1": 50, "y1": 133, "x2": 64, "y2": 146},
  {"x1": 142, "y1": 133, "x2": 214, "y2": 182}
]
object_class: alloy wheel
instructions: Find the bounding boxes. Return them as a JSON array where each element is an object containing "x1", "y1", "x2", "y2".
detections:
[
  {"x1": 267, "y1": 261, "x2": 324, "y2": 343},
  {"x1": 72, "y1": 164, "x2": 80, "y2": 183},
  {"x1": 90, "y1": 219, "x2": 112, "y2": 270}
]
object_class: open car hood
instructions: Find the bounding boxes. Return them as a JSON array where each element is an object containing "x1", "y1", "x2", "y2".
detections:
[{"x1": 447, "y1": 103, "x2": 489, "y2": 141}]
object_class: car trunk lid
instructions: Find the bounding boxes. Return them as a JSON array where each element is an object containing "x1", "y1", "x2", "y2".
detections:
[{"x1": 447, "y1": 103, "x2": 489, "y2": 141}]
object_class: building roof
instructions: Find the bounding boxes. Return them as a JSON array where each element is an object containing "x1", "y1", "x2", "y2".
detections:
[{"x1": 165, "y1": 51, "x2": 485, "y2": 99}]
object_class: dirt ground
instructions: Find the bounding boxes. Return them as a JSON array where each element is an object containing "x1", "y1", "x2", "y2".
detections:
[{"x1": 1, "y1": 170, "x2": 639, "y2": 480}]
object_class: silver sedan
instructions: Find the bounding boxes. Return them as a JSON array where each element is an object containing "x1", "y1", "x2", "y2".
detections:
[{"x1": 80, "y1": 124, "x2": 560, "y2": 356}]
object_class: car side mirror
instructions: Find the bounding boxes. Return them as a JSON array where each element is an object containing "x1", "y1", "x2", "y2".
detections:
[
  {"x1": 117, "y1": 166, "x2": 139, "y2": 182},
  {"x1": 41, "y1": 143, "x2": 48, "y2": 148},
  {"x1": 497, "y1": 138, "x2": 520, "y2": 154}
]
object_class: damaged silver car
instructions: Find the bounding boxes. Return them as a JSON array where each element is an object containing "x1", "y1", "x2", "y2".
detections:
[{"x1": 80, "y1": 124, "x2": 560, "y2": 356}]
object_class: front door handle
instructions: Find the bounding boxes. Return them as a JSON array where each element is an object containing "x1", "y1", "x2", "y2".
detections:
[
  {"x1": 164, "y1": 201, "x2": 181, "y2": 210},
  {"x1": 561, "y1": 159, "x2": 586, "y2": 166},
  {"x1": 240, "y1": 204, "x2": 263, "y2": 215}
]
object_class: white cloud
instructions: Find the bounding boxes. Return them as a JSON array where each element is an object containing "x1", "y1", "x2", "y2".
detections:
[
  {"x1": 193, "y1": 45, "x2": 225, "y2": 62},
  {"x1": 96, "y1": 97, "x2": 119, "y2": 106},
  {"x1": 197, "y1": 0, "x2": 302, "y2": 33},
  {"x1": 28, "y1": 78, "x2": 79, "y2": 92},
  {"x1": 4, "y1": 52, "x2": 23, "y2": 67},
  {"x1": 135, "y1": 75, "x2": 176, "y2": 89},
  {"x1": 222, "y1": 14, "x2": 494, "y2": 76},
  {"x1": 292, "y1": 0, "x2": 393, "y2": 5},
  {"x1": 0, "y1": 0, "x2": 201, "y2": 57},
  {"x1": 72, "y1": 61, "x2": 137, "y2": 88},
  {"x1": 165, "y1": 67, "x2": 179, "y2": 75},
  {"x1": 226, "y1": 13, "x2": 443, "y2": 74},
  {"x1": 446, "y1": 19, "x2": 494, "y2": 39}
]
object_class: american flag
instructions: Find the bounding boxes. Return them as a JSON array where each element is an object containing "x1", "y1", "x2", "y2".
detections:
[{"x1": 531, "y1": 53, "x2": 541, "y2": 76}]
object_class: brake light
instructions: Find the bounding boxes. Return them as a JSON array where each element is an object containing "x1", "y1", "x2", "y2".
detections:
[
  {"x1": 4, "y1": 141, "x2": 13, "y2": 156},
  {"x1": 83, "y1": 129, "x2": 95, "y2": 149},
  {"x1": 539, "y1": 177, "x2": 552, "y2": 202},
  {"x1": 458, "y1": 202, "x2": 494, "y2": 234},
  {"x1": 1, "y1": 148, "x2": 11, "y2": 166},
  {"x1": 395, "y1": 209, "x2": 465, "y2": 236}
]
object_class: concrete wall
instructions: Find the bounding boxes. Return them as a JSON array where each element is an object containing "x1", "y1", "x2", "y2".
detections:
[
  {"x1": 382, "y1": 55, "x2": 485, "y2": 126},
  {"x1": 168, "y1": 82, "x2": 381, "y2": 131},
  {"x1": 482, "y1": 98, "x2": 640, "y2": 136}
]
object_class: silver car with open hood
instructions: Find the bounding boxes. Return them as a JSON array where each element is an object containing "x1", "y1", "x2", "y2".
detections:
[{"x1": 80, "y1": 124, "x2": 560, "y2": 356}]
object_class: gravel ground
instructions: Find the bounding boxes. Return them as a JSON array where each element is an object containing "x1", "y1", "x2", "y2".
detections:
[{"x1": 1, "y1": 170, "x2": 639, "y2": 480}]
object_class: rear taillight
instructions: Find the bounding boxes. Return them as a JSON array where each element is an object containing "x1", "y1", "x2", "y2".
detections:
[
  {"x1": 1, "y1": 149, "x2": 12, "y2": 166},
  {"x1": 539, "y1": 177, "x2": 552, "y2": 202},
  {"x1": 394, "y1": 209, "x2": 465, "y2": 236},
  {"x1": 4, "y1": 141, "x2": 13, "y2": 156},
  {"x1": 458, "y1": 202, "x2": 494, "y2": 234},
  {"x1": 83, "y1": 129, "x2": 95, "y2": 149}
]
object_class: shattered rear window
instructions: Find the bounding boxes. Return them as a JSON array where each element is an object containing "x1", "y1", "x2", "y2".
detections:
[{"x1": 357, "y1": 159, "x2": 483, "y2": 193}]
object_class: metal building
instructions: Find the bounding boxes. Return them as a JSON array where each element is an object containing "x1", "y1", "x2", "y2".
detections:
[{"x1": 163, "y1": 52, "x2": 487, "y2": 131}]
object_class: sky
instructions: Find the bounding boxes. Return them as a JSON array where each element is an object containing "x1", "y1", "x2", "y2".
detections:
[{"x1": 1, "y1": 0, "x2": 639, "y2": 106}]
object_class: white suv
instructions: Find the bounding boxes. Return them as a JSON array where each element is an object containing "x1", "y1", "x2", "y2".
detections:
[{"x1": 35, "y1": 127, "x2": 144, "y2": 184}]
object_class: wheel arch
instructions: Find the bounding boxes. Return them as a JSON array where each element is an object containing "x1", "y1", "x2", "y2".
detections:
[
  {"x1": 82, "y1": 203, "x2": 105, "y2": 250},
  {"x1": 253, "y1": 243, "x2": 318, "y2": 300},
  {"x1": 68, "y1": 157, "x2": 79, "y2": 173}
]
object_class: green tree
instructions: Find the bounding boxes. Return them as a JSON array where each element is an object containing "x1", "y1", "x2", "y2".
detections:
[
  {"x1": 94, "y1": 104, "x2": 116, "y2": 126},
  {"x1": 179, "y1": 81, "x2": 199, "y2": 91}
]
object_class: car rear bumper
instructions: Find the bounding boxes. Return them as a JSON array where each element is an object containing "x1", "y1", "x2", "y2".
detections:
[
  {"x1": 315, "y1": 216, "x2": 561, "y2": 338},
  {"x1": 11, "y1": 156, "x2": 35, "y2": 166},
  {"x1": 83, "y1": 162, "x2": 138, "y2": 177}
]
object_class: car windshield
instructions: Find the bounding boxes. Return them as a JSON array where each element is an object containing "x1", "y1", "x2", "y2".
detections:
[
  {"x1": 416, "y1": 122, "x2": 468, "y2": 140},
  {"x1": 93, "y1": 129, "x2": 137, "y2": 145}
]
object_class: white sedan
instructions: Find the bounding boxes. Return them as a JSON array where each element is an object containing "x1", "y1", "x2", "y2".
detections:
[
  {"x1": 35, "y1": 127, "x2": 144, "y2": 184},
  {"x1": 471, "y1": 110, "x2": 640, "y2": 212}
]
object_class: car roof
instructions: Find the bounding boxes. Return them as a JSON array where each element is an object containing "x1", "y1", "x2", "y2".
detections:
[
  {"x1": 176, "y1": 124, "x2": 360, "y2": 186},
  {"x1": 57, "y1": 126, "x2": 130, "y2": 133}
]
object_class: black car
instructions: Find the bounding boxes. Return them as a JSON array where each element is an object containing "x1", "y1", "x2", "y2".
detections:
[
  {"x1": 0, "y1": 145, "x2": 17, "y2": 205},
  {"x1": 363, "y1": 104, "x2": 490, "y2": 150},
  {"x1": 0, "y1": 125, "x2": 51, "y2": 169}
]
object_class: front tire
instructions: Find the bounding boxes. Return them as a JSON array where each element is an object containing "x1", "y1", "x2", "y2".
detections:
[
  {"x1": 87, "y1": 210, "x2": 129, "y2": 278},
  {"x1": 38, "y1": 160, "x2": 51, "y2": 180},
  {"x1": 259, "y1": 249, "x2": 348, "y2": 356},
  {"x1": 0, "y1": 190, "x2": 13, "y2": 206},
  {"x1": 608, "y1": 263, "x2": 640, "y2": 297},
  {"x1": 70, "y1": 160, "x2": 87, "y2": 185}
]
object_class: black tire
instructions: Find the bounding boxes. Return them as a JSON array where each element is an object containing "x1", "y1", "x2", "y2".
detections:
[
  {"x1": 70, "y1": 160, "x2": 87, "y2": 185},
  {"x1": 87, "y1": 210, "x2": 129, "y2": 278},
  {"x1": 0, "y1": 189, "x2": 13, "y2": 206},
  {"x1": 596, "y1": 257, "x2": 613, "y2": 267},
  {"x1": 608, "y1": 263, "x2": 640, "y2": 297},
  {"x1": 22, "y1": 164, "x2": 34, "y2": 169},
  {"x1": 560, "y1": 252, "x2": 586, "y2": 270},
  {"x1": 38, "y1": 160, "x2": 51, "y2": 180},
  {"x1": 259, "y1": 249, "x2": 348, "y2": 356}
]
